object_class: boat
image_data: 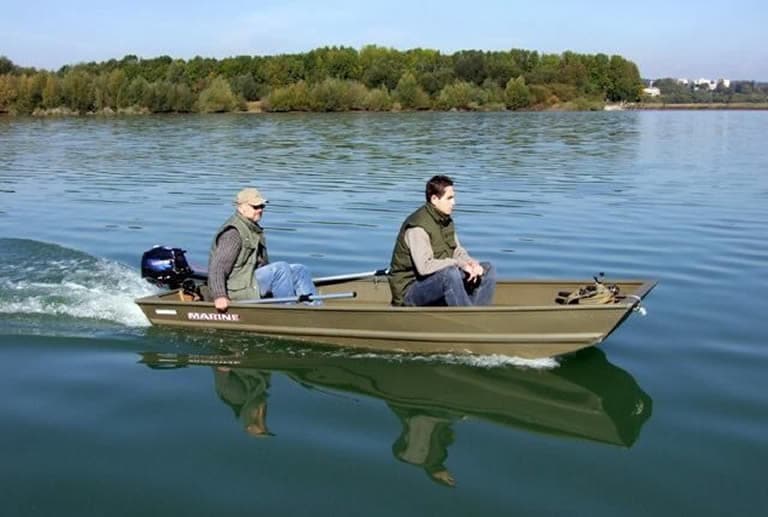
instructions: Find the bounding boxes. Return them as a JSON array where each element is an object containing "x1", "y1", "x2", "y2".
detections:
[
  {"x1": 135, "y1": 246, "x2": 656, "y2": 358},
  {"x1": 139, "y1": 346, "x2": 653, "y2": 447}
]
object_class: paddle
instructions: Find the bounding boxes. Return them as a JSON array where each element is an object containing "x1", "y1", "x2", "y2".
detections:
[{"x1": 240, "y1": 291, "x2": 356, "y2": 304}]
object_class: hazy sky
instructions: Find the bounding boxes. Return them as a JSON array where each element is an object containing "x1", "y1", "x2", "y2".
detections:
[{"x1": 3, "y1": 0, "x2": 766, "y2": 80}]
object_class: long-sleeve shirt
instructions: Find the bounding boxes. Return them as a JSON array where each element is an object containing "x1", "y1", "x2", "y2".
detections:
[
  {"x1": 403, "y1": 227, "x2": 474, "y2": 276},
  {"x1": 208, "y1": 228, "x2": 242, "y2": 300}
]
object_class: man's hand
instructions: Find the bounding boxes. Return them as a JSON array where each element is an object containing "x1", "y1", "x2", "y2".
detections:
[
  {"x1": 461, "y1": 261, "x2": 485, "y2": 282},
  {"x1": 214, "y1": 296, "x2": 230, "y2": 312},
  {"x1": 431, "y1": 469, "x2": 456, "y2": 487}
]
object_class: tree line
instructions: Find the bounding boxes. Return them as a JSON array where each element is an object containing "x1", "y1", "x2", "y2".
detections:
[
  {"x1": 644, "y1": 78, "x2": 768, "y2": 104},
  {"x1": 0, "y1": 46, "x2": 643, "y2": 115}
]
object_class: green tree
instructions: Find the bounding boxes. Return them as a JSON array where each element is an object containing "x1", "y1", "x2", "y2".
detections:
[
  {"x1": 263, "y1": 54, "x2": 306, "y2": 88},
  {"x1": 548, "y1": 83, "x2": 579, "y2": 102},
  {"x1": 146, "y1": 81, "x2": 175, "y2": 112},
  {"x1": 123, "y1": 76, "x2": 150, "y2": 108},
  {"x1": 169, "y1": 83, "x2": 196, "y2": 112},
  {"x1": 606, "y1": 55, "x2": 642, "y2": 101},
  {"x1": 62, "y1": 69, "x2": 94, "y2": 113},
  {"x1": 197, "y1": 76, "x2": 241, "y2": 112},
  {"x1": 13, "y1": 75, "x2": 38, "y2": 114},
  {"x1": 42, "y1": 73, "x2": 62, "y2": 109},
  {"x1": 453, "y1": 50, "x2": 486, "y2": 85},
  {"x1": 406, "y1": 48, "x2": 454, "y2": 95},
  {"x1": 0, "y1": 75, "x2": 18, "y2": 112},
  {"x1": 263, "y1": 80, "x2": 311, "y2": 111},
  {"x1": 527, "y1": 53, "x2": 560, "y2": 85},
  {"x1": 435, "y1": 81, "x2": 486, "y2": 110},
  {"x1": 0, "y1": 56, "x2": 16, "y2": 75},
  {"x1": 393, "y1": 71, "x2": 430, "y2": 109},
  {"x1": 119, "y1": 54, "x2": 141, "y2": 80},
  {"x1": 585, "y1": 53, "x2": 612, "y2": 95},
  {"x1": 360, "y1": 45, "x2": 405, "y2": 90},
  {"x1": 305, "y1": 46, "x2": 361, "y2": 82},
  {"x1": 308, "y1": 78, "x2": 367, "y2": 111},
  {"x1": 186, "y1": 56, "x2": 218, "y2": 85},
  {"x1": 107, "y1": 69, "x2": 127, "y2": 105},
  {"x1": 528, "y1": 84, "x2": 554, "y2": 106},
  {"x1": 92, "y1": 73, "x2": 112, "y2": 110},
  {"x1": 482, "y1": 78, "x2": 506, "y2": 105},
  {"x1": 558, "y1": 51, "x2": 589, "y2": 91},
  {"x1": 310, "y1": 78, "x2": 353, "y2": 111},
  {"x1": 165, "y1": 60, "x2": 188, "y2": 83},
  {"x1": 219, "y1": 55, "x2": 255, "y2": 78},
  {"x1": 485, "y1": 51, "x2": 522, "y2": 88},
  {"x1": 509, "y1": 49, "x2": 539, "y2": 75},
  {"x1": 653, "y1": 78, "x2": 693, "y2": 102},
  {"x1": 363, "y1": 86, "x2": 393, "y2": 111},
  {"x1": 137, "y1": 55, "x2": 173, "y2": 82},
  {"x1": 505, "y1": 76, "x2": 532, "y2": 109},
  {"x1": 230, "y1": 73, "x2": 262, "y2": 101}
]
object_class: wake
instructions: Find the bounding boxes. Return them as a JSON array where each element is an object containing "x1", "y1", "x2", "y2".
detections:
[{"x1": 0, "y1": 238, "x2": 158, "y2": 327}]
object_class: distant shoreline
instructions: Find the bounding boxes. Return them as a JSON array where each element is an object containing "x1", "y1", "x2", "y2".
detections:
[
  {"x1": 627, "y1": 102, "x2": 768, "y2": 111},
  {"x1": 4, "y1": 101, "x2": 768, "y2": 117}
]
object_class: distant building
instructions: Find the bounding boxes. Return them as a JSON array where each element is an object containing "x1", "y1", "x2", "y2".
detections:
[
  {"x1": 643, "y1": 87, "x2": 661, "y2": 97},
  {"x1": 692, "y1": 78, "x2": 731, "y2": 91},
  {"x1": 666, "y1": 77, "x2": 731, "y2": 92}
]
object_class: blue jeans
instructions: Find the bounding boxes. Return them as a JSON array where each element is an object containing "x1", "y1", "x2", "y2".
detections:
[
  {"x1": 254, "y1": 262, "x2": 317, "y2": 299},
  {"x1": 404, "y1": 262, "x2": 496, "y2": 306}
]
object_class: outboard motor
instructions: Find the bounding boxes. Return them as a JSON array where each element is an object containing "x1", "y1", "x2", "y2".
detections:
[{"x1": 141, "y1": 246, "x2": 196, "y2": 289}]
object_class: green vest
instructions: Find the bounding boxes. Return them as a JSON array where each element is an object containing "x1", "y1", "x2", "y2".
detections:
[
  {"x1": 389, "y1": 203, "x2": 457, "y2": 306},
  {"x1": 209, "y1": 213, "x2": 269, "y2": 300}
]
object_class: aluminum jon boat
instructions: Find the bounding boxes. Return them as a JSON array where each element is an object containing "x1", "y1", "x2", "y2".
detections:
[{"x1": 135, "y1": 247, "x2": 655, "y2": 358}]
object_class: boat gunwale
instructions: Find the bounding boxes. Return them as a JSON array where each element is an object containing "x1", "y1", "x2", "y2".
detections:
[{"x1": 135, "y1": 279, "x2": 656, "y2": 313}]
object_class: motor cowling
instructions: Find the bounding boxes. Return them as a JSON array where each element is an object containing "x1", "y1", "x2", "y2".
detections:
[{"x1": 141, "y1": 246, "x2": 194, "y2": 289}]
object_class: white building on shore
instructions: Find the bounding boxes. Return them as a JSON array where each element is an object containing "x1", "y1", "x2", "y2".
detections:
[
  {"x1": 643, "y1": 86, "x2": 661, "y2": 96},
  {"x1": 675, "y1": 78, "x2": 730, "y2": 90}
]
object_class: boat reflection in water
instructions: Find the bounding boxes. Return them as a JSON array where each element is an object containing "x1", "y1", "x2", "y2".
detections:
[{"x1": 140, "y1": 347, "x2": 652, "y2": 487}]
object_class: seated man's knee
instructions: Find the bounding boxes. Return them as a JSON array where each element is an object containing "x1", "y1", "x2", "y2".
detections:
[
  {"x1": 440, "y1": 266, "x2": 464, "y2": 286},
  {"x1": 481, "y1": 261, "x2": 496, "y2": 278},
  {"x1": 289, "y1": 263, "x2": 309, "y2": 275},
  {"x1": 271, "y1": 261, "x2": 291, "y2": 276}
]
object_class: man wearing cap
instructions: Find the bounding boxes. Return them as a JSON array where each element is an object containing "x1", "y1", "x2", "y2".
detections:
[
  {"x1": 389, "y1": 175, "x2": 496, "y2": 306},
  {"x1": 208, "y1": 187, "x2": 318, "y2": 311}
]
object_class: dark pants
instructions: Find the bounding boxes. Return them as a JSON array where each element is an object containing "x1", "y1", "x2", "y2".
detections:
[{"x1": 404, "y1": 262, "x2": 496, "y2": 306}]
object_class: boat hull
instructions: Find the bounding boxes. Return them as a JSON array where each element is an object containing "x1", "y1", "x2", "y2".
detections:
[{"x1": 135, "y1": 279, "x2": 655, "y2": 358}]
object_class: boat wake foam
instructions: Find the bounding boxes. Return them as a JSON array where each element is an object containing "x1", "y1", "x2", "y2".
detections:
[
  {"x1": 0, "y1": 238, "x2": 158, "y2": 328},
  {"x1": 335, "y1": 351, "x2": 559, "y2": 369}
]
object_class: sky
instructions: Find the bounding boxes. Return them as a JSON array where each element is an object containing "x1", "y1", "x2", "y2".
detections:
[{"x1": 2, "y1": 0, "x2": 767, "y2": 80}]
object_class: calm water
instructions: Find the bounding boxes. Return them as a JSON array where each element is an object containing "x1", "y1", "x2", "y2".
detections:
[{"x1": 1, "y1": 112, "x2": 766, "y2": 515}]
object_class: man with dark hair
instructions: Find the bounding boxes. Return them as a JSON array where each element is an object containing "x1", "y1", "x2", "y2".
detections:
[
  {"x1": 389, "y1": 175, "x2": 496, "y2": 306},
  {"x1": 208, "y1": 187, "x2": 317, "y2": 312}
]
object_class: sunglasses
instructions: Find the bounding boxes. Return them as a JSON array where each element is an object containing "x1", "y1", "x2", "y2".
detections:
[{"x1": 250, "y1": 204, "x2": 266, "y2": 210}]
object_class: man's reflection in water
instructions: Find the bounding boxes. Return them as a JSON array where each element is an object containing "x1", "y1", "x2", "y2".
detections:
[
  {"x1": 389, "y1": 404, "x2": 457, "y2": 488},
  {"x1": 213, "y1": 367, "x2": 274, "y2": 438}
]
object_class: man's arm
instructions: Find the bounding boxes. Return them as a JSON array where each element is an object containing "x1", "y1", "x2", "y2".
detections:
[
  {"x1": 452, "y1": 234, "x2": 484, "y2": 281},
  {"x1": 452, "y1": 235, "x2": 474, "y2": 266},
  {"x1": 209, "y1": 228, "x2": 241, "y2": 309},
  {"x1": 404, "y1": 227, "x2": 458, "y2": 276}
]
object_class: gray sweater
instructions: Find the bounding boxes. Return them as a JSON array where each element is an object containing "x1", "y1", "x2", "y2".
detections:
[{"x1": 208, "y1": 227, "x2": 242, "y2": 300}]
